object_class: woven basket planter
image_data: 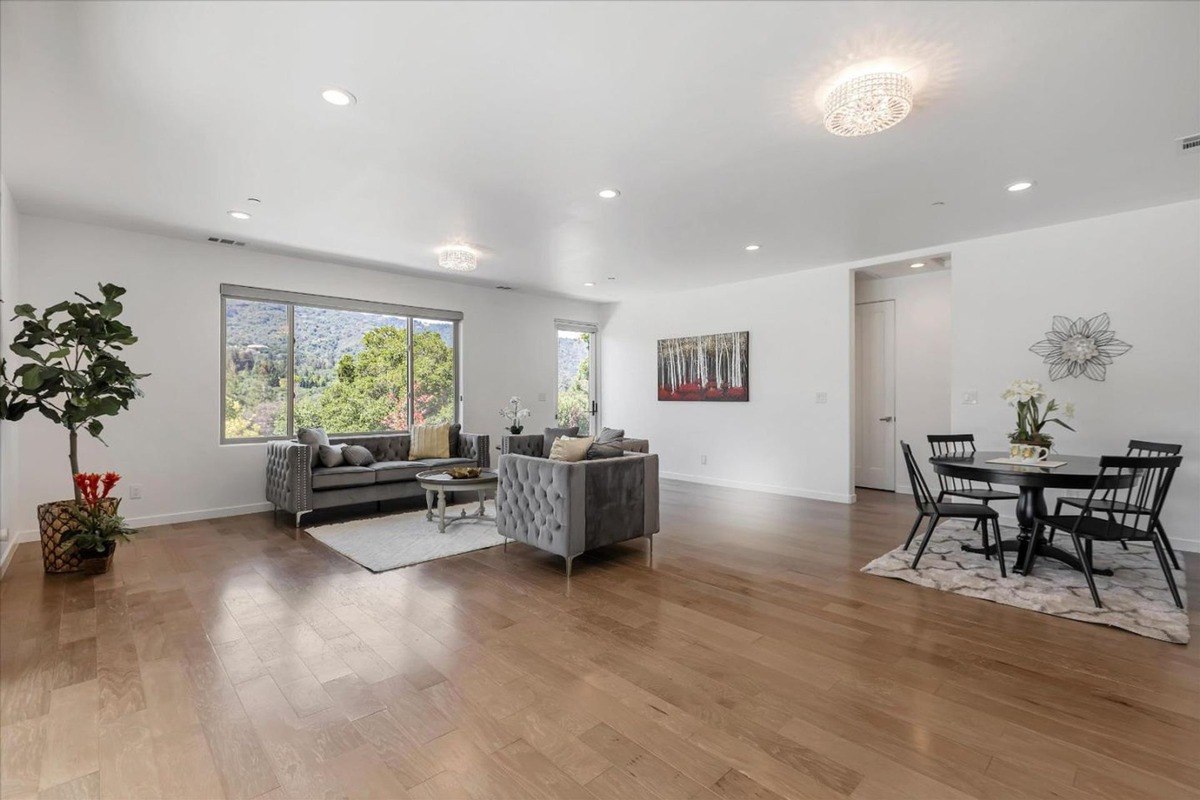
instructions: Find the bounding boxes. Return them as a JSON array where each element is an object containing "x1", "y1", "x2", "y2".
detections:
[{"x1": 38, "y1": 498, "x2": 119, "y2": 574}]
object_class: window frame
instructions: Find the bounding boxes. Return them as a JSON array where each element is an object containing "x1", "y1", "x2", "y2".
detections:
[{"x1": 220, "y1": 284, "x2": 462, "y2": 444}]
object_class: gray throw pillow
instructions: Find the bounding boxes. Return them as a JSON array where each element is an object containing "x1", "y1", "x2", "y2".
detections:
[
  {"x1": 342, "y1": 444, "x2": 375, "y2": 466},
  {"x1": 448, "y1": 423, "x2": 462, "y2": 457},
  {"x1": 318, "y1": 443, "x2": 347, "y2": 468},
  {"x1": 298, "y1": 427, "x2": 330, "y2": 468},
  {"x1": 595, "y1": 427, "x2": 625, "y2": 444},
  {"x1": 543, "y1": 426, "x2": 579, "y2": 458},
  {"x1": 586, "y1": 443, "x2": 625, "y2": 460}
]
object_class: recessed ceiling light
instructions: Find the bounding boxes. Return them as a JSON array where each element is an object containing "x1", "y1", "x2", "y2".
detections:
[
  {"x1": 910, "y1": 262, "x2": 925, "y2": 269},
  {"x1": 744, "y1": 244, "x2": 761, "y2": 251},
  {"x1": 583, "y1": 282, "x2": 596, "y2": 287},
  {"x1": 227, "y1": 210, "x2": 251, "y2": 220},
  {"x1": 597, "y1": 189, "x2": 620, "y2": 199},
  {"x1": 321, "y1": 87, "x2": 356, "y2": 106},
  {"x1": 1006, "y1": 180, "x2": 1035, "y2": 192}
]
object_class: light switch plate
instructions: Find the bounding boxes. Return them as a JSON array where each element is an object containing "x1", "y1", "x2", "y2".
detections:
[
  {"x1": 537, "y1": 392, "x2": 547, "y2": 402},
  {"x1": 962, "y1": 390, "x2": 979, "y2": 405},
  {"x1": 815, "y1": 392, "x2": 828, "y2": 404}
]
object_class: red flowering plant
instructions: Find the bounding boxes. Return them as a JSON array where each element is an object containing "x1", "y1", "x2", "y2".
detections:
[{"x1": 65, "y1": 472, "x2": 136, "y2": 556}]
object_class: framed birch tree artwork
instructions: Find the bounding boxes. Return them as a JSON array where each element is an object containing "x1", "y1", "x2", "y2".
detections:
[{"x1": 657, "y1": 331, "x2": 749, "y2": 401}]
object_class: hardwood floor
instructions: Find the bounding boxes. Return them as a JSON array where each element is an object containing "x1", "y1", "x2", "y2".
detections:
[{"x1": 2, "y1": 483, "x2": 1197, "y2": 800}]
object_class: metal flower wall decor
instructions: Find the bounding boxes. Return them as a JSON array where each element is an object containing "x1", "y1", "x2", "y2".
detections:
[{"x1": 1029, "y1": 313, "x2": 1131, "y2": 381}]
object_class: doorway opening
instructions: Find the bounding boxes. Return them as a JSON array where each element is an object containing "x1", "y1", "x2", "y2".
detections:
[
  {"x1": 555, "y1": 320, "x2": 598, "y2": 436},
  {"x1": 853, "y1": 256, "x2": 953, "y2": 494}
]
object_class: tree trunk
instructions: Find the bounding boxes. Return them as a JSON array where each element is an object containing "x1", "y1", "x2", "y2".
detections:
[{"x1": 68, "y1": 427, "x2": 81, "y2": 502}]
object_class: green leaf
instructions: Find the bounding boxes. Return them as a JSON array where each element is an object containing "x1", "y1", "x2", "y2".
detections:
[{"x1": 20, "y1": 366, "x2": 43, "y2": 390}]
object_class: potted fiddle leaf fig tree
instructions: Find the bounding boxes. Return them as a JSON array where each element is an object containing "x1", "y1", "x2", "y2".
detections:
[{"x1": 0, "y1": 283, "x2": 149, "y2": 573}]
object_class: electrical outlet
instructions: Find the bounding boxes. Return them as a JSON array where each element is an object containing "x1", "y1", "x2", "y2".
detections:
[
  {"x1": 962, "y1": 390, "x2": 979, "y2": 405},
  {"x1": 815, "y1": 392, "x2": 828, "y2": 404},
  {"x1": 700, "y1": 454, "x2": 707, "y2": 465},
  {"x1": 129, "y1": 485, "x2": 143, "y2": 500}
]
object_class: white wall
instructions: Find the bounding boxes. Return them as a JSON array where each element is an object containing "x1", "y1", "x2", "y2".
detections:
[
  {"x1": 601, "y1": 200, "x2": 1198, "y2": 550},
  {"x1": 950, "y1": 200, "x2": 1200, "y2": 551},
  {"x1": 599, "y1": 265, "x2": 855, "y2": 502},
  {"x1": 854, "y1": 270, "x2": 953, "y2": 494},
  {"x1": 10, "y1": 214, "x2": 601, "y2": 534},
  {"x1": 0, "y1": 176, "x2": 19, "y2": 571}
]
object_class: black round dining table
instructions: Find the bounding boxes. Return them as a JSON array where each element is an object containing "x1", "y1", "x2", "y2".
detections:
[{"x1": 929, "y1": 451, "x2": 1132, "y2": 576}]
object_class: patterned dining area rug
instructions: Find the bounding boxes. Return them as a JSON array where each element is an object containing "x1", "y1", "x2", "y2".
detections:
[{"x1": 862, "y1": 521, "x2": 1189, "y2": 644}]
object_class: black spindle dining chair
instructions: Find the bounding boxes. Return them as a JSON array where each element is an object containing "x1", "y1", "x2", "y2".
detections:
[
  {"x1": 1053, "y1": 440, "x2": 1183, "y2": 570},
  {"x1": 927, "y1": 435, "x2": 1019, "y2": 533},
  {"x1": 1036, "y1": 455, "x2": 1182, "y2": 609},
  {"x1": 901, "y1": 442, "x2": 1007, "y2": 577}
]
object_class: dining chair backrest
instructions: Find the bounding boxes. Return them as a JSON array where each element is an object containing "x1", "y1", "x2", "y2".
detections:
[
  {"x1": 927, "y1": 434, "x2": 984, "y2": 494},
  {"x1": 1126, "y1": 439, "x2": 1182, "y2": 457},
  {"x1": 900, "y1": 441, "x2": 936, "y2": 510},
  {"x1": 1092, "y1": 440, "x2": 1183, "y2": 501},
  {"x1": 1078, "y1": 455, "x2": 1182, "y2": 537}
]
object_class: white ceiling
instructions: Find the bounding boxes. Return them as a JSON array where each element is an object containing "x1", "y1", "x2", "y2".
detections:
[{"x1": 2, "y1": 1, "x2": 1197, "y2": 301}]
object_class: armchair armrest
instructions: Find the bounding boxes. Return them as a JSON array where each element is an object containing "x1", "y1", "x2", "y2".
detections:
[
  {"x1": 495, "y1": 453, "x2": 584, "y2": 557},
  {"x1": 265, "y1": 441, "x2": 312, "y2": 515},
  {"x1": 458, "y1": 432, "x2": 491, "y2": 468},
  {"x1": 502, "y1": 433, "x2": 545, "y2": 458}
]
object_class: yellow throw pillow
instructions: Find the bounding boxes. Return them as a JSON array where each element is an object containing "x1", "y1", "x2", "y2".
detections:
[
  {"x1": 410, "y1": 423, "x2": 451, "y2": 459},
  {"x1": 548, "y1": 436, "x2": 594, "y2": 463}
]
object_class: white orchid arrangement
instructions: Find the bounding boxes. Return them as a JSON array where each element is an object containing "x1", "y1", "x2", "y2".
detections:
[
  {"x1": 499, "y1": 396, "x2": 531, "y2": 432},
  {"x1": 1002, "y1": 378, "x2": 1075, "y2": 447}
]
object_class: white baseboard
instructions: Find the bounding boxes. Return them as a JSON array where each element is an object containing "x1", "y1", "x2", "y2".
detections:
[
  {"x1": 0, "y1": 537, "x2": 19, "y2": 579},
  {"x1": 11, "y1": 501, "x2": 275, "y2": 544},
  {"x1": 661, "y1": 471, "x2": 856, "y2": 504}
]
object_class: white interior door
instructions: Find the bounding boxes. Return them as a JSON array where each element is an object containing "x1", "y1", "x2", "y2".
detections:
[{"x1": 855, "y1": 301, "x2": 896, "y2": 490}]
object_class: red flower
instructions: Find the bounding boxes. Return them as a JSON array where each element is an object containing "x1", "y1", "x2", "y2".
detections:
[{"x1": 73, "y1": 472, "x2": 121, "y2": 506}]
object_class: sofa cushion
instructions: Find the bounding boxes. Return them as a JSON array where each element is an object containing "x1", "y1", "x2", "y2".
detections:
[
  {"x1": 594, "y1": 427, "x2": 625, "y2": 444},
  {"x1": 549, "y1": 436, "x2": 594, "y2": 463},
  {"x1": 318, "y1": 443, "x2": 348, "y2": 468},
  {"x1": 543, "y1": 426, "x2": 579, "y2": 457},
  {"x1": 298, "y1": 427, "x2": 329, "y2": 468},
  {"x1": 370, "y1": 460, "x2": 427, "y2": 483},
  {"x1": 312, "y1": 465, "x2": 375, "y2": 490},
  {"x1": 414, "y1": 457, "x2": 476, "y2": 469},
  {"x1": 343, "y1": 445, "x2": 375, "y2": 466},
  {"x1": 586, "y1": 442, "x2": 625, "y2": 460},
  {"x1": 411, "y1": 423, "x2": 451, "y2": 459}
]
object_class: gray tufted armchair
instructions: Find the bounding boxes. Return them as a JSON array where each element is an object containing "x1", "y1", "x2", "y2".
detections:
[{"x1": 495, "y1": 451, "x2": 659, "y2": 576}]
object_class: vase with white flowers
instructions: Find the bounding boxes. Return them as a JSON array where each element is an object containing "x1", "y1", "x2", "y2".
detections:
[
  {"x1": 499, "y1": 396, "x2": 531, "y2": 434},
  {"x1": 1002, "y1": 378, "x2": 1075, "y2": 450}
]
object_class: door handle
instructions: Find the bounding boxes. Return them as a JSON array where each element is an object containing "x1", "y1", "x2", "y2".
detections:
[{"x1": 878, "y1": 416, "x2": 894, "y2": 422}]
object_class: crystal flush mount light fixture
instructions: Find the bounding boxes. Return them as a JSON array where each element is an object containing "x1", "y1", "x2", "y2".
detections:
[
  {"x1": 438, "y1": 244, "x2": 478, "y2": 272},
  {"x1": 823, "y1": 72, "x2": 913, "y2": 137}
]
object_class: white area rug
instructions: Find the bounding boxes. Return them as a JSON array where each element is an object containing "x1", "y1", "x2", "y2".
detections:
[
  {"x1": 862, "y1": 520, "x2": 1189, "y2": 644},
  {"x1": 306, "y1": 500, "x2": 505, "y2": 573}
]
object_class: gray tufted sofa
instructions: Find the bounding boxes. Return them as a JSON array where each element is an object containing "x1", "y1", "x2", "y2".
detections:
[
  {"x1": 266, "y1": 431, "x2": 489, "y2": 526},
  {"x1": 495, "y1": 451, "x2": 659, "y2": 576}
]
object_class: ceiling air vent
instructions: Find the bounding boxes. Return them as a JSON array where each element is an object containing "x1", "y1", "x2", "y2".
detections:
[
  {"x1": 1178, "y1": 133, "x2": 1200, "y2": 153},
  {"x1": 207, "y1": 236, "x2": 246, "y2": 246}
]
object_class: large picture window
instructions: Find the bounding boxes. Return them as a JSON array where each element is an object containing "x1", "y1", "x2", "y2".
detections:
[{"x1": 221, "y1": 285, "x2": 460, "y2": 442}]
